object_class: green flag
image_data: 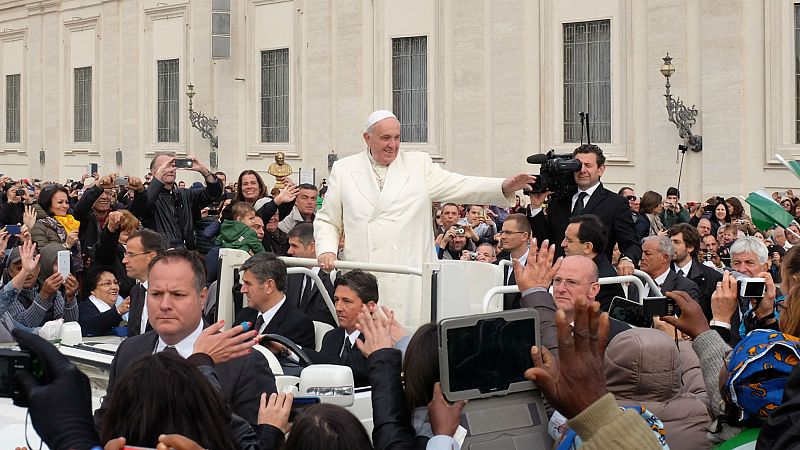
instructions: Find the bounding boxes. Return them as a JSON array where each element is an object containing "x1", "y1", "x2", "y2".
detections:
[
  {"x1": 745, "y1": 190, "x2": 795, "y2": 231},
  {"x1": 775, "y1": 154, "x2": 800, "y2": 180}
]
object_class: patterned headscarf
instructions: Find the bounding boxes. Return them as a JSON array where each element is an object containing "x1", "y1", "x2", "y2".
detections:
[{"x1": 726, "y1": 329, "x2": 800, "y2": 421}]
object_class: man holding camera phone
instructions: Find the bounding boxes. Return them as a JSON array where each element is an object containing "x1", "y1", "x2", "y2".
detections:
[{"x1": 131, "y1": 152, "x2": 222, "y2": 249}]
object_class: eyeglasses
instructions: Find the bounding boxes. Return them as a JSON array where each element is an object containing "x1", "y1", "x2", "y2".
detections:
[
  {"x1": 552, "y1": 277, "x2": 591, "y2": 289},
  {"x1": 124, "y1": 251, "x2": 151, "y2": 258},
  {"x1": 497, "y1": 230, "x2": 527, "y2": 236},
  {"x1": 96, "y1": 280, "x2": 120, "y2": 288},
  {"x1": 626, "y1": 195, "x2": 638, "y2": 201}
]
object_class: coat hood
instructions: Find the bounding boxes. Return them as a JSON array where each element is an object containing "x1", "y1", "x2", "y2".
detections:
[
  {"x1": 33, "y1": 203, "x2": 49, "y2": 219},
  {"x1": 605, "y1": 327, "x2": 681, "y2": 401},
  {"x1": 218, "y1": 220, "x2": 252, "y2": 242}
]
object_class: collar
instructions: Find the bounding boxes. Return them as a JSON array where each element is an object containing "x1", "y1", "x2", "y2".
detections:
[
  {"x1": 654, "y1": 268, "x2": 671, "y2": 286},
  {"x1": 155, "y1": 320, "x2": 204, "y2": 358},
  {"x1": 259, "y1": 296, "x2": 287, "y2": 329},
  {"x1": 675, "y1": 259, "x2": 693, "y2": 275},
  {"x1": 344, "y1": 329, "x2": 361, "y2": 347},
  {"x1": 574, "y1": 182, "x2": 601, "y2": 200},
  {"x1": 367, "y1": 148, "x2": 390, "y2": 168},
  {"x1": 88, "y1": 295, "x2": 113, "y2": 313},
  {"x1": 141, "y1": 280, "x2": 149, "y2": 290}
]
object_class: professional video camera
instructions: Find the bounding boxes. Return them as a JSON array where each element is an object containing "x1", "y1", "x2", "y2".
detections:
[{"x1": 523, "y1": 150, "x2": 581, "y2": 200}]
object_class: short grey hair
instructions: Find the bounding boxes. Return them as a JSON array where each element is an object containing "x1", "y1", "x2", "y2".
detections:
[
  {"x1": 476, "y1": 243, "x2": 496, "y2": 257},
  {"x1": 730, "y1": 236, "x2": 768, "y2": 264},
  {"x1": 240, "y1": 252, "x2": 287, "y2": 291},
  {"x1": 643, "y1": 235, "x2": 675, "y2": 259}
]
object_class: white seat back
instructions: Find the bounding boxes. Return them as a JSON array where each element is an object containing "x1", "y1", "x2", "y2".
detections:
[
  {"x1": 252, "y1": 344, "x2": 283, "y2": 375},
  {"x1": 216, "y1": 248, "x2": 251, "y2": 329},
  {"x1": 313, "y1": 321, "x2": 334, "y2": 351},
  {"x1": 421, "y1": 260, "x2": 505, "y2": 324}
]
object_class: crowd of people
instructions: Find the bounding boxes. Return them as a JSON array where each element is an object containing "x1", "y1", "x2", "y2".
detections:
[{"x1": 3, "y1": 110, "x2": 800, "y2": 450}]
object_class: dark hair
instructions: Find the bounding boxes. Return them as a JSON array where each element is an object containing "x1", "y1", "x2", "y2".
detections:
[
  {"x1": 618, "y1": 186, "x2": 634, "y2": 196},
  {"x1": 572, "y1": 143, "x2": 606, "y2": 166},
  {"x1": 148, "y1": 249, "x2": 207, "y2": 294},
  {"x1": 234, "y1": 170, "x2": 267, "y2": 203},
  {"x1": 283, "y1": 403, "x2": 372, "y2": 450},
  {"x1": 638, "y1": 191, "x2": 663, "y2": 215},
  {"x1": 503, "y1": 213, "x2": 532, "y2": 235},
  {"x1": 726, "y1": 197, "x2": 745, "y2": 220},
  {"x1": 99, "y1": 352, "x2": 237, "y2": 450},
  {"x1": 712, "y1": 201, "x2": 732, "y2": 224},
  {"x1": 288, "y1": 222, "x2": 315, "y2": 246},
  {"x1": 82, "y1": 265, "x2": 118, "y2": 299},
  {"x1": 297, "y1": 183, "x2": 318, "y2": 192},
  {"x1": 149, "y1": 151, "x2": 176, "y2": 172},
  {"x1": 334, "y1": 269, "x2": 379, "y2": 304},
  {"x1": 441, "y1": 203, "x2": 459, "y2": 212},
  {"x1": 403, "y1": 323, "x2": 439, "y2": 411},
  {"x1": 569, "y1": 214, "x2": 607, "y2": 255},
  {"x1": 230, "y1": 201, "x2": 256, "y2": 221},
  {"x1": 37, "y1": 184, "x2": 70, "y2": 217},
  {"x1": 240, "y1": 252, "x2": 286, "y2": 291},
  {"x1": 668, "y1": 223, "x2": 701, "y2": 259},
  {"x1": 128, "y1": 229, "x2": 167, "y2": 253},
  {"x1": 666, "y1": 187, "x2": 680, "y2": 198}
]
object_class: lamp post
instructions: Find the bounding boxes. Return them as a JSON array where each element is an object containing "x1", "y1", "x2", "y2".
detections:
[
  {"x1": 186, "y1": 83, "x2": 219, "y2": 169},
  {"x1": 660, "y1": 53, "x2": 702, "y2": 152}
]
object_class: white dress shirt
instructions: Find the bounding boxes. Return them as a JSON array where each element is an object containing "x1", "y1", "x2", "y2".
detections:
[
  {"x1": 155, "y1": 319, "x2": 204, "y2": 358},
  {"x1": 674, "y1": 260, "x2": 692, "y2": 277},
  {"x1": 140, "y1": 280, "x2": 149, "y2": 334},
  {"x1": 528, "y1": 181, "x2": 601, "y2": 217},
  {"x1": 256, "y1": 296, "x2": 287, "y2": 333}
]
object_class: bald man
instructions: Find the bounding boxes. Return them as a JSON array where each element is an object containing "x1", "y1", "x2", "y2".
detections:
[
  {"x1": 315, "y1": 110, "x2": 535, "y2": 326},
  {"x1": 513, "y1": 246, "x2": 632, "y2": 357}
]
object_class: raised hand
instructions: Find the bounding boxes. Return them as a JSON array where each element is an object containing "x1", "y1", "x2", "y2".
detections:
[
  {"x1": 355, "y1": 305, "x2": 394, "y2": 357},
  {"x1": 23, "y1": 205, "x2": 36, "y2": 231},
  {"x1": 428, "y1": 382, "x2": 466, "y2": 436},
  {"x1": 153, "y1": 156, "x2": 176, "y2": 182},
  {"x1": 513, "y1": 238, "x2": 562, "y2": 291},
  {"x1": 524, "y1": 296, "x2": 609, "y2": 419},
  {"x1": 106, "y1": 211, "x2": 123, "y2": 232},
  {"x1": 258, "y1": 392, "x2": 292, "y2": 433},
  {"x1": 191, "y1": 320, "x2": 259, "y2": 364},
  {"x1": 659, "y1": 291, "x2": 711, "y2": 340},
  {"x1": 274, "y1": 185, "x2": 300, "y2": 205}
]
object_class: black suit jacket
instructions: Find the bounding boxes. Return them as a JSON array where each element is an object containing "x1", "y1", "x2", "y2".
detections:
[
  {"x1": 235, "y1": 300, "x2": 316, "y2": 350},
  {"x1": 594, "y1": 254, "x2": 626, "y2": 311},
  {"x1": 306, "y1": 328, "x2": 370, "y2": 387},
  {"x1": 126, "y1": 283, "x2": 150, "y2": 338},
  {"x1": 285, "y1": 272, "x2": 336, "y2": 326},
  {"x1": 498, "y1": 253, "x2": 523, "y2": 310},
  {"x1": 679, "y1": 260, "x2": 723, "y2": 321},
  {"x1": 628, "y1": 269, "x2": 701, "y2": 304},
  {"x1": 95, "y1": 329, "x2": 276, "y2": 426},
  {"x1": 530, "y1": 183, "x2": 642, "y2": 263}
]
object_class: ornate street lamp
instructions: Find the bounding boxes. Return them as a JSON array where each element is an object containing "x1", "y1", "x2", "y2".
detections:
[
  {"x1": 186, "y1": 83, "x2": 219, "y2": 168},
  {"x1": 661, "y1": 53, "x2": 702, "y2": 152}
]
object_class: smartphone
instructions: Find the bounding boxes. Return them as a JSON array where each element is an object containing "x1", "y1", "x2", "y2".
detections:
[
  {"x1": 739, "y1": 277, "x2": 766, "y2": 298},
  {"x1": 5, "y1": 224, "x2": 20, "y2": 236},
  {"x1": 207, "y1": 208, "x2": 219, "y2": 216},
  {"x1": 290, "y1": 396, "x2": 321, "y2": 421},
  {"x1": 175, "y1": 158, "x2": 193, "y2": 169},
  {"x1": 115, "y1": 176, "x2": 128, "y2": 187},
  {"x1": 57, "y1": 250, "x2": 71, "y2": 279},
  {"x1": 608, "y1": 296, "x2": 652, "y2": 328},
  {"x1": 643, "y1": 296, "x2": 679, "y2": 317}
]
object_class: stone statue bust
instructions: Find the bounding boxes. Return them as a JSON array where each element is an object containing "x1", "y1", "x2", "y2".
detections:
[{"x1": 267, "y1": 152, "x2": 292, "y2": 191}]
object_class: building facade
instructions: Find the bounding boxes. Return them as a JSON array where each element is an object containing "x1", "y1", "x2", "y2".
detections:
[{"x1": 0, "y1": 0, "x2": 797, "y2": 202}]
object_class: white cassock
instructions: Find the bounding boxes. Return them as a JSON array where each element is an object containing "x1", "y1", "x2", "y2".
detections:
[{"x1": 314, "y1": 149, "x2": 512, "y2": 327}]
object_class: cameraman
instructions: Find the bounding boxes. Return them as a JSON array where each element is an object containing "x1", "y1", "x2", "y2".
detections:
[{"x1": 527, "y1": 144, "x2": 641, "y2": 275}]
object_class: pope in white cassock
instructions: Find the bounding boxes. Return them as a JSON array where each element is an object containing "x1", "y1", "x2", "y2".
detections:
[{"x1": 314, "y1": 110, "x2": 535, "y2": 327}]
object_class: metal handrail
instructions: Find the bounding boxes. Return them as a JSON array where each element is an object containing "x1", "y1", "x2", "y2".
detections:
[
  {"x1": 286, "y1": 266, "x2": 339, "y2": 326},
  {"x1": 479, "y1": 270, "x2": 662, "y2": 312},
  {"x1": 279, "y1": 256, "x2": 423, "y2": 276}
]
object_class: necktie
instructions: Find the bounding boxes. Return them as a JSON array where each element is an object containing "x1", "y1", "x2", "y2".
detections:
[
  {"x1": 253, "y1": 314, "x2": 265, "y2": 334},
  {"x1": 572, "y1": 192, "x2": 588, "y2": 216},
  {"x1": 341, "y1": 337, "x2": 353, "y2": 361},
  {"x1": 677, "y1": 269, "x2": 685, "y2": 277},
  {"x1": 301, "y1": 275, "x2": 313, "y2": 307},
  {"x1": 162, "y1": 345, "x2": 179, "y2": 357}
]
